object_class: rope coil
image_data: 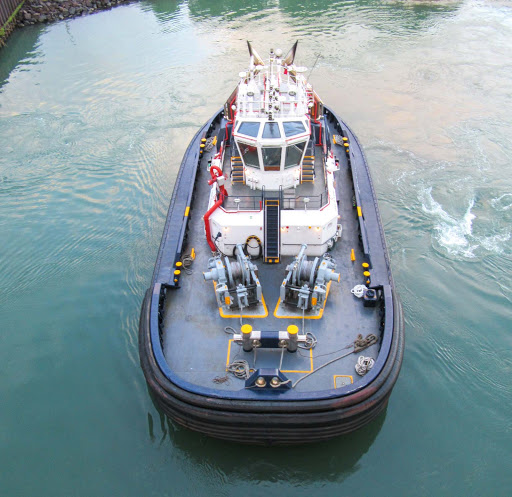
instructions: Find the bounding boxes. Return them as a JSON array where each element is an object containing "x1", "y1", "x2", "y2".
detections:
[
  {"x1": 292, "y1": 333, "x2": 379, "y2": 388},
  {"x1": 355, "y1": 356, "x2": 375, "y2": 376},
  {"x1": 351, "y1": 285, "x2": 367, "y2": 298},
  {"x1": 204, "y1": 136, "x2": 216, "y2": 152},
  {"x1": 181, "y1": 253, "x2": 194, "y2": 274},
  {"x1": 227, "y1": 360, "x2": 251, "y2": 379},
  {"x1": 353, "y1": 333, "x2": 378, "y2": 352},
  {"x1": 298, "y1": 331, "x2": 317, "y2": 350}
]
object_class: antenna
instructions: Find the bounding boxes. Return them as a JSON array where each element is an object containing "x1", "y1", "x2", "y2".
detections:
[{"x1": 306, "y1": 53, "x2": 321, "y2": 84}]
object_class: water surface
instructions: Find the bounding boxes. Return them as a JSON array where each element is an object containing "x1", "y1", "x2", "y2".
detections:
[{"x1": 1, "y1": 1, "x2": 511, "y2": 495}]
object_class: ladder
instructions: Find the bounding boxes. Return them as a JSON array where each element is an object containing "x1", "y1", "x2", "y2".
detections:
[
  {"x1": 301, "y1": 155, "x2": 315, "y2": 183},
  {"x1": 264, "y1": 199, "x2": 280, "y2": 263},
  {"x1": 231, "y1": 156, "x2": 245, "y2": 184}
]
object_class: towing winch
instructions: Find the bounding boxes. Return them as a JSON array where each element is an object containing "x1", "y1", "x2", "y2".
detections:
[
  {"x1": 280, "y1": 244, "x2": 340, "y2": 311},
  {"x1": 203, "y1": 243, "x2": 262, "y2": 311}
]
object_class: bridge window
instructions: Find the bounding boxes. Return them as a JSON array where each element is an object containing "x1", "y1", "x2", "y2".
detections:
[
  {"x1": 262, "y1": 147, "x2": 282, "y2": 171},
  {"x1": 262, "y1": 122, "x2": 281, "y2": 139},
  {"x1": 238, "y1": 143, "x2": 259, "y2": 168},
  {"x1": 237, "y1": 121, "x2": 260, "y2": 138},
  {"x1": 284, "y1": 142, "x2": 306, "y2": 169},
  {"x1": 283, "y1": 121, "x2": 306, "y2": 137}
]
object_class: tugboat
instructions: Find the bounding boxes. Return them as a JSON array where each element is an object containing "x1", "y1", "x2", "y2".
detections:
[{"x1": 139, "y1": 42, "x2": 404, "y2": 445}]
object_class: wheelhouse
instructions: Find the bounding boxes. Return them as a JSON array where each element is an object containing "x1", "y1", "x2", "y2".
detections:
[{"x1": 233, "y1": 118, "x2": 310, "y2": 177}]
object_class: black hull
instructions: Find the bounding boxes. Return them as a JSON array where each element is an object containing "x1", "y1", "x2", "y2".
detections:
[{"x1": 138, "y1": 107, "x2": 405, "y2": 445}]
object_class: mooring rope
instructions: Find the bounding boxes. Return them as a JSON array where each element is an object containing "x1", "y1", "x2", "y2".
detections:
[
  {"x1": 292, "y1": 333, "x2": 378, "y2": 388},
  {"x1": 181, "y1": 253, "x2": 195, "y2": 275},
  {"x1": 204, "y1": 136, "x2": 216, "y2": 152},
  {"x1": 355, "y1": 356, "x2": 375, "y2": 376},
  {"x1": 298, "y1": 331, "x2": 317, "y2": 350},
  {"x1": 227, "y1": 359, "x2": 251, "y2": 379},
  {"x1": 353, "y1": 333, "x2": 378, "y2": 352},
  {"x1": 351, "y1": 284, "x2": 367, "y2": 298}
]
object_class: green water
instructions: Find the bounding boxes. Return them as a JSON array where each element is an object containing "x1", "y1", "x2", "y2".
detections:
[{"x1": 1, "y1": 0, "x2": 511, "y2": 495}]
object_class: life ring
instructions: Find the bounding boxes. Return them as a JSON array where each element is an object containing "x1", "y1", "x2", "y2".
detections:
[
  {"x1": 210, "y1": 165, "x2": 223, "y2": 180},
  {"x1": 244, "y1": 235, "x2": 262, "y2": 259},
  {"x1": 208, "y1": 165, "x2": 227, "y2": 198}
]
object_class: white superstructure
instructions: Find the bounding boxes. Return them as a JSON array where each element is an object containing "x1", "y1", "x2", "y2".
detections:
[{"x1": 205, "y1": 43, "x2": 341, "y2": 260}]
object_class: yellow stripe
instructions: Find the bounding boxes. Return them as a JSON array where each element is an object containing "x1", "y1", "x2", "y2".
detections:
[
  {"x1": 357, "y1": 206, "x2": 362, "y2": 217},
  {"x1": 185, "y1": 206, "x2": 190, "y2": 217},
  {"x1": 226, "y1": 339, "x2": 233, "y2": 370}
]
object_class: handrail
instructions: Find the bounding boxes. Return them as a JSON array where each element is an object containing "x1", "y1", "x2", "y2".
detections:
[{"x1": 222, "y1": 191, "x2": 326, "y2": 211}]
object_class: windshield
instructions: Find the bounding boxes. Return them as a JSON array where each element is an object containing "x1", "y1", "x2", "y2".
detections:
[
  {"x1": 284, "y1": 142, "x2": 306, "y2": 169},
  {"x1": 262, "y1": 122, "x2": 281, "y2": 139},
  {"x1": 238, "y1": 143, "x2": 259, "y2": 168},
  {"x1": 283, "y1": 121, "x2": 306, "y2": 137},
  {"x1": 262, "y1": 147, "x2": 282, "y2": 171},
  {"x1": 238, "y1": 122, "x2": 260, "y2": 138}
]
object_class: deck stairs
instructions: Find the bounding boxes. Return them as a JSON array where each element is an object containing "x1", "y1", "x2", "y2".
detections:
[
  {"x1": 231, "y1": 156, "x2": 245, "y2": 184},
  {"x1": 301, "y1": 155, "x2": 315, "y2": 183},
  {"x1": 264, "y1": 199, "x2": 280, "y2": 263}
]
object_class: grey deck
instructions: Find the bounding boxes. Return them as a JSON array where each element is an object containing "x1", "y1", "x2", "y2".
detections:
[{"x1": 162, "y1": 119, "x2": 382, "y2": 394}]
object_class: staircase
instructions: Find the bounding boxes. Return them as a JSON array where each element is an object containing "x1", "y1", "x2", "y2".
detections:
[
  {"x1": 231, "y1": 156, "x2": 245, "y2": 184},
  {"x1": 264, "y1": 199, "x2": 280, "y2": 263},
  {"x1": 301, "y1": 155, "x2": 315, "y2": 183}
]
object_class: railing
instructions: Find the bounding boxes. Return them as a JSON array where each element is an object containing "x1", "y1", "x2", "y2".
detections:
[
  {"x1": 222, "y1": 190, "x2": 327, "y2": 212},
  {"x1": 282, "y1": 194, "x2": 326, "y2": 210},
  {"x1": 222, "y1": 194, "x2": 263, "y2": 211}
]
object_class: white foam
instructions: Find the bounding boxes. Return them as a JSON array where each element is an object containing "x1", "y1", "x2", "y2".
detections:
[
  {"x1": 420, "y1": 187, "x2": 477, "y2": 258},
  {"x1": 491, "y1": 193, "x2": 512, "y2": 211},
  {"x1": 420, "y1": 187, "x2": 512, "y2": 258},
  {"x1": 479, "y1": 231, "x2": 511, "y2": 253}
]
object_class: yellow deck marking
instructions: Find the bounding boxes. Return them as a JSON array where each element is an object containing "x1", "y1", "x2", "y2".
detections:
[
  {"x1": 333, "y1": 375, "x2": 354, "y2": 388},
  {"x1": 357, "y1": 206, "x2": 362, "y2": 217},
  {"x1": 225, "y1": 339, "x2": 233, "y2": 370},
  {"x1": 273, "y1": 281, "x2": 332, "y2": 319},
  {"x1": 184, "y1": 206, "x2": 190, "y2": 217}
]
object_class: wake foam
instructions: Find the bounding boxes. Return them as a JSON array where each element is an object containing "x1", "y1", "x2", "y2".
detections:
[
  {"x1": 491, "y1": 193, "x2": 512, "y2": 211},
  {"x1": 420, "y1": 187, "x2": 510, "y2": 259}
]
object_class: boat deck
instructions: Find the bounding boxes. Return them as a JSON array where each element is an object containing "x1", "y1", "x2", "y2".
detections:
[{"x1": 161, "y1": 117, "x2": 383, "y2": 394}]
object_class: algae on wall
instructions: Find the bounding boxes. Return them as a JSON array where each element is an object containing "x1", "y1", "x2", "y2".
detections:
[{"x1": 0, "y1": 1, "x2": 26, "y2": 47}]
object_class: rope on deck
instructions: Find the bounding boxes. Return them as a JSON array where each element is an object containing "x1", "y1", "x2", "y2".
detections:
[{"x1": 292, "y1": 333, "x2": 377, "y2": 389}]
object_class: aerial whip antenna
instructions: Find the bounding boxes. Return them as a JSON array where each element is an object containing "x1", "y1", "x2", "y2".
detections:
[{"x1": 306, "y1": 53, "x2": 321, "y2": 84}]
